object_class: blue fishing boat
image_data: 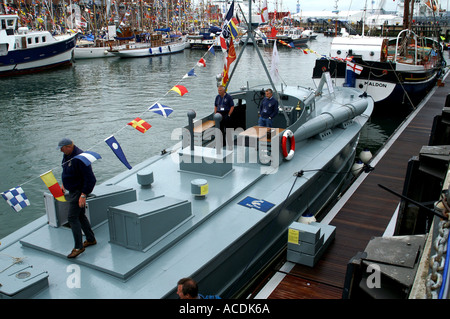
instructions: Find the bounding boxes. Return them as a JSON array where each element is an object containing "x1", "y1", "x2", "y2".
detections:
[{"x1": 0, "y1": 14, "x2": 77, "y2": 77}]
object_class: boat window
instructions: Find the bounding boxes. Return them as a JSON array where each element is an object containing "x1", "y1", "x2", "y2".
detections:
[
  {"x1": 7, "y1": 19, "x2": 15, "y2": 28},
  {"x1": 35, "y1": 37, "x2": 39, "y2": 43},
  {"x1": 42, "y1": 36, "x2": 46, "y2": 43},
  {"x1": 1, "y1": 20, "x2": 6, "y2": 30},
  {"x1": 27, "y1": 37, "x2": 32, "y2": 45}
]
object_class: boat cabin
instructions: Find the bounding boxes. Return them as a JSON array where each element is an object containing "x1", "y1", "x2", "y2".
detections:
[
  {"x1": 330, "y1": 36, "x2": 389, "y2": 62},
  {"x1": 0, "y1": 15, "x2": 18, "y2": 35},
  {"x1": 181, "y1": 85, "x2": 315, "y2": 170}
]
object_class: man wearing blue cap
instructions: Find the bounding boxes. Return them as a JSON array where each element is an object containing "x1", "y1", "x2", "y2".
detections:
[{"x1": 57, "y1": 138, "x2": 97, "y2": 258}]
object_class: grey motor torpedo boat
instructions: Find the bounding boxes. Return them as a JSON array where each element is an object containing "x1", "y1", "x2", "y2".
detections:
[{"x1": 0, "y1": 2, "x2": 373, "y2": 299}]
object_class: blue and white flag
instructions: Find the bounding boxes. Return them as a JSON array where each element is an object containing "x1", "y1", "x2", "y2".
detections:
[
  {"x1": 104, "y1": 135, "x2": 132, "y2": 170},
  {"x1": 1, "y1": 186, "x2": 30, "y2": 212},
  {"x1": 209, "y1": 46, "x2": 215, "y2": 56},
  {"x1": 221, "y1": 1, "x2": 235, "y2": 38},
  {"x1": 74, "y1": 151, "x2": 101, "y2": 166},
  {"x1": 149, "y1": 102, "x2": 173, "y2": 118},
  {"x1": 183, "y1": 68, "x2": 197, "y2": 78}
]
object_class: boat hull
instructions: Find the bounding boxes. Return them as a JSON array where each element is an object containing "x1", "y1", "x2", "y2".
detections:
[
  {"x1": 74, "y1": 46, "x2": 115, "y2": 59},
  {"x1": 0, "y1": 84, "x2": 373, "y2": 299},
  {"x1": 111, "y1": 41, "x2": 185, "y2": 58},
  {"x1": 0, "y1": 33, "x2": 77, "y2": 77},
  {"x1": 312, "y1": 58, "x2": 442, "y2": 112}
]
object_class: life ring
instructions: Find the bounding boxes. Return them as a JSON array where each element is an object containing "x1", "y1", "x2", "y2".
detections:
[
  {"x1": 281, "y1": 129, "x2": 295, "y2": 160},
  {"x1": 322, "y1": 66, "x2": 327, "y2": 72}
]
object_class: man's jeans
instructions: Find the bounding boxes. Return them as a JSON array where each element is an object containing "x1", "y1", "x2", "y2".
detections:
[
  {"x1": 258, "y1": 117, "x2": 273, "y2": 127},
  {"x1": 67, "y1": 191, "x2": 95, "y2": 249}
]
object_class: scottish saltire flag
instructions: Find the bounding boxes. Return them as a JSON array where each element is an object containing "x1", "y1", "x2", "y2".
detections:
[
  {"x1": 74, "y1": 151, "x2": 102, "y2": 166},
  {"x1": 128, "y1": 117, "x2": 152, "y2": 133},
  {"x1": 105, "y1": 135, "x2": 132, "y2": 169},
  {"x1": 40, "y1": 170, "x2": 66, "y2": 202},
  {"x1": 183, "y1": 68, "x2": 196, "y2": 78},
  {"x1": 1, "y1": 186, "x2": 30, "y2": 212},
  {"x1": 149, "y1": 102, "x2": 173, "y2": 118}
]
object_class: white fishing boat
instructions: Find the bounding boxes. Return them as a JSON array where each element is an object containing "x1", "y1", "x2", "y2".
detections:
[
  {"x1": 312, "y1": 1, "x2": 446, "y2": 113},
  {"x1": 74, "y1": 39, "x2": 115, "y2": 59},
  {"x1": 0, "y1": 14, "x2": 77, "y2": 76},
  {"x1": 109, "y1": 34, "x2": 186, "y2": 58}
]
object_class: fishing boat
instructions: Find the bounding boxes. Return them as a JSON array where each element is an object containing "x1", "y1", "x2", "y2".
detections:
[
  {"x1": 186, "y1": 26, "x2": 220, "y2": 49},
  {"x1": 109, "y1": 33, "x2": 186, "y2": 58},
  {"x1": 276, "y1": 27, "x2": 308, "y2": 47},
  {"x1": 312, "y1": 2, "x2": 446, "y2": 112},
  {"x1": 0, "y1": 14, "x2": 77, "y2": 77},
  {"x1": 0, "y1": 1, "x2": 373, "y2": 299},
  {"x1": 74, "y1": 39, "x2": 116, "y2": 59},
  {"x1": 301, "y1": 29, "x2": 318, "y2": 40}
]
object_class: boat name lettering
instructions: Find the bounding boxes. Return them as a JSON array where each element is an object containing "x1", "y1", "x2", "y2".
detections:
[{"x1": 363, "y1": 81, "x2": 388, "y2": 88}]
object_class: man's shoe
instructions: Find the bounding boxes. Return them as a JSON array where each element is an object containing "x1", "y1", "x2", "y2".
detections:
[
  {"x1": 83, "y1": 240, "x2": 97, "y2": 248},
  {"x1": 67, "y1": 248, "x2": 85, "y2": 258}
]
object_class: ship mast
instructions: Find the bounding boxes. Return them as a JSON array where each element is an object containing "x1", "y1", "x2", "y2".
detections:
[{"x1": 227, "y1": 0, "x2": 290, "y2": 126}]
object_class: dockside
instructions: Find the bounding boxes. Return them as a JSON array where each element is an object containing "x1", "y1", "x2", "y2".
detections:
[{"x1": 252, "y1": 71, "x2": 450, "y2": 299}]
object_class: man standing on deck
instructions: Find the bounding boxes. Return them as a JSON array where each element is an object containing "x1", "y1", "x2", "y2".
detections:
[
  {"x1": 214, "y1": 85, "x2": 235, "y2": 145},
  {"x1": 258, "y1": 88, "x2": 279, "y2": 127},
  {"x1": 58, "y1": 138, "x2": 97, "y2": 258}
]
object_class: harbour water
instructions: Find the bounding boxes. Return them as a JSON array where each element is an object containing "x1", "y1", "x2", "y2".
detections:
[{"x1": 0, "y1": 35, "x2": 407, "y2": 239}]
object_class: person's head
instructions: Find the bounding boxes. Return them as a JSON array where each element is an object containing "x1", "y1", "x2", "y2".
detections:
[
  {"x1": 177, "y1": 277, "x2": 199, "y2": 299},
  {"x1": 265, "y1": 88, "x2": 273, "y2": 99},
  {"x1": 217, "y1": 85, "x2": 226, "y2": 97},
  {"x1": 57, "y1": 138, "x2": 74, "y2": 156}
]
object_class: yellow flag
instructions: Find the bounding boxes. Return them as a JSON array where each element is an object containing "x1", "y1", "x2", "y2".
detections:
[{"x1": 40, "y1": 170, "x2": 66, "y2": 202}]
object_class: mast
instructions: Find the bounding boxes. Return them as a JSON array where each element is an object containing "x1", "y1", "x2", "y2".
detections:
[{"x1": 227, "y1": 0, "x2": 290, "y2": 126}]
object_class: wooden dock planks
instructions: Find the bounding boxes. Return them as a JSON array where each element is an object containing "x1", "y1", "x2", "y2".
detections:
[{"x1": 266, "y1": 80, "x2": 450, "y2": 299}]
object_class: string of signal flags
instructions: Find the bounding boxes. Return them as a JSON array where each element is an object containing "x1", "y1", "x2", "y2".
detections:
[{"x1": 1, "y1": 1, "x2": 241, "y2": 213}]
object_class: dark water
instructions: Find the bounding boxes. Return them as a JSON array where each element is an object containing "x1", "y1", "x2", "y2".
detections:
[{"x1": 0, "y1": 35, "x2": 403, "y2": 239}]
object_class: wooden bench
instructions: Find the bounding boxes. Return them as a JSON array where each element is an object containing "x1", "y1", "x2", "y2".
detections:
[{"x1": 193, "y1": 120, "x2": 216, "y2": 145}]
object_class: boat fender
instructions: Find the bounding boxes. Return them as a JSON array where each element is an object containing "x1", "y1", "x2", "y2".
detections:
[
  {"x1": 282, "y1": 129, "x2": 295, "y2": 160},
  {"x1": 149, "y1": 48, "x2": 152, "y2": 54},
  {"x1": 159, "y1": 47, "x2": 162, "y2": 53}
]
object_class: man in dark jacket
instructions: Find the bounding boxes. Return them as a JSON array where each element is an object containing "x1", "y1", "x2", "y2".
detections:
[
  {"x1": 258, "y1": 88, "x2": 279, "y2": 127},
  {"x1": 58, "y1": 138, "x2": 97, "y2": 258}
]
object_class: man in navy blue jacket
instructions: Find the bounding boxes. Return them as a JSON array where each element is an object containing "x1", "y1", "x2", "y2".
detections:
[
  {"x1": 258, "y1": 88, "x2": 279, "y2": 127},
  {"x1": 58, "y1": 138, "x2": 97, "y2": 258}
]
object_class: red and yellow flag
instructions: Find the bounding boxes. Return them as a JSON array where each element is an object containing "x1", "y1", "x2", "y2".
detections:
[
  {"x1": 40, "y1": 170, "x2": 66, "y2": 202},
  {"x1": 128, "y1": 117, "x2": 152, "y2": 133},
  {"x1": 221, "y1": 40, "x2": 236, "y2": 86},
  {"x1": 170, "y1": 85, "x2": 188, "y2": 96}
]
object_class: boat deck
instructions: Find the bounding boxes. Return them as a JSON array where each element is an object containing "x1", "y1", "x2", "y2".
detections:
[{"x1": 253, "y1": 75, "x2": 450, "y2": 299}]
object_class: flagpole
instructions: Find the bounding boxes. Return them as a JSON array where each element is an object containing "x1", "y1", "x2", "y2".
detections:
[{"x1": 230, "y1": 0, "x2": 290, "y2": 126}]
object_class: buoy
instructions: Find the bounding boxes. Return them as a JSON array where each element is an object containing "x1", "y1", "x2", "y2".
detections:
[
  {"x1": 351, "y1": 159, "x2": 364, "y2": 176},
  {"x1": 359, "y1": 147, "x2": 372, "y2": 163},
  {"x1": 298, "y1": 210, "x2": 316, "y2": 224}
]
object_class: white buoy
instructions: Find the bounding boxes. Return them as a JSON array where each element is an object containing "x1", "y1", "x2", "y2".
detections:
[
  {"x1": 359, "y1": 148, "x2": 372, "y2": 163},
  {"x1": 298, "y1": 210, "x2": 316, "y2": 224},
  {"x1": 351, "y1": 159, "x2": 364, "y2": 176}
]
